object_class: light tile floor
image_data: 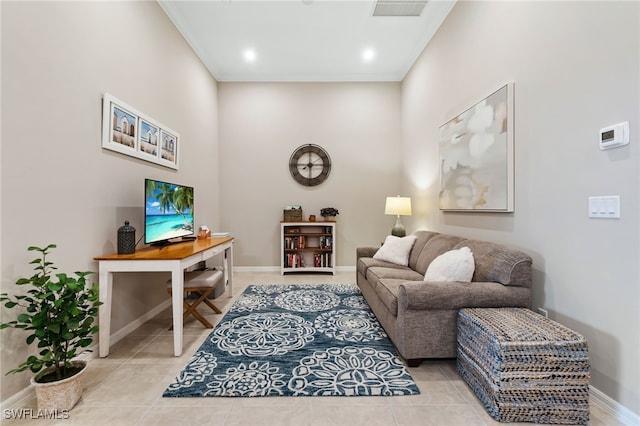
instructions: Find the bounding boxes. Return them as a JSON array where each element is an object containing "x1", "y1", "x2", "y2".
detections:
[{"x1": 4, "y1": 272, "x2": 622, "y2": 426}]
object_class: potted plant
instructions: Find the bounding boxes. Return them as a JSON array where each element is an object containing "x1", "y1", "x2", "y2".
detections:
[
  {"x1": 0, "y1": 244, "x2": 101, "y2": 411},
  {"x1": 320, "y1": 207, "x2": 339, "y2": 220}
]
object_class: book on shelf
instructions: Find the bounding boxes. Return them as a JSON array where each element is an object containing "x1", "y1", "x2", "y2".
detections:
[
  {"x1": 314, "y1": 253, "x2": 332, "y2": 268},
  {"x1": 284, "y1": 236, "x2": 306, "y2": 249},
  {"x1": 319, "y1": 236, "x2": 332, "y2": 249},
  {"x1": 285, "y1": 253, "x2": 305, "y2": 268}
]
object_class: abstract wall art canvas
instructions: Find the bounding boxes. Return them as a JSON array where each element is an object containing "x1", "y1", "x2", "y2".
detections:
[{"x1": 438, "y1": 83, "x2": 514, "y2": 212}]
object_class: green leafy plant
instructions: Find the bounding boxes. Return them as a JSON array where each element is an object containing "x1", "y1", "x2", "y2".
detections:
[
  {"x1": 320, "y1": 207, "x2": 339, "y2": 217},
  {"x1": 0, "y1": 244, "x2": 101, "y2": 383}
]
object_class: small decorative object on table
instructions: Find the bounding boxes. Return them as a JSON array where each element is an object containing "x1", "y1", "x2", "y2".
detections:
[
  {"x1": 198, "y1": 225, "x2": 211, "y2": 239},
  {"x1": 309, "y1": 215, "x2": 316, "y2": 222},
  {"x1": 283, "y1": 205, "x2": 303, "y2": 222},
  {"x1": 117, "y1": 220, "x2": 136, "y2": 254},
  {"x1": 320, "y1": 207, "x2": 339, "y2": 220}
]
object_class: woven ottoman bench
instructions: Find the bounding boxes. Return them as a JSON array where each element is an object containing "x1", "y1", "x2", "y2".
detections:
[{"x1": 457, "y1": 308, "x2": 590, "y2": 424}]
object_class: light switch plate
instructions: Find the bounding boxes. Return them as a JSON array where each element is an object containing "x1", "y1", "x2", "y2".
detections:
[{"x1": 588, "y1": 196, "x2": 620, "y2": 219}]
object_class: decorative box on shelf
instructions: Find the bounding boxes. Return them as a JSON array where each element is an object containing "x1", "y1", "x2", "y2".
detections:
[{"x1": 283, "y1": 207, "x2": 303, "y2": 222}]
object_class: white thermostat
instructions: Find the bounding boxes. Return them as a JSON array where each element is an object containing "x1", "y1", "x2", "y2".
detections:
[{"x1": 599, "y1": 121, "x2": 629, "y2": 150}]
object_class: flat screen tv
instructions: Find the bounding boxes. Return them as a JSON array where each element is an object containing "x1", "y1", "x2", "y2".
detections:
[{"x1": 145, "y1": 178, "x2": 194, "y2": 246}]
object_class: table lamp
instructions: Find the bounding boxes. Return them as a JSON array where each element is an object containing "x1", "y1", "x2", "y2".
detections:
[{"x1": 385, "y1": 196, "x2": 412, "y2": 237}]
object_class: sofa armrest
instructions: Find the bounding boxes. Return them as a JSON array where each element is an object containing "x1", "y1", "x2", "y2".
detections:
[
  {"x1": 398, "y1": 280, "x2": 531, "y2": 311},
  {"x1": 356, "y1": 246, "x2": 379, "y2": 260}
]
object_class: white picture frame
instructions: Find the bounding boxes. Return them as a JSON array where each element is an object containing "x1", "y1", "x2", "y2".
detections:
[
  {"x1": 138, "y1": 118, "x2": 160, "y2": 161},
  {"x1": 438, "y1": 82, "x2": 515, "y2": 212},
  {"x1": 101, "y1": 93, "x2": 179, "y2": 170}
]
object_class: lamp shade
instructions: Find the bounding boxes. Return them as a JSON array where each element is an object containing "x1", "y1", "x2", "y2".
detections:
[{"x1": 385, "y1": 196, "x2": 412, "y2": 216}]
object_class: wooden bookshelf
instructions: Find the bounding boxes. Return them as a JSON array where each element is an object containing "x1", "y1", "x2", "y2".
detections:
[{"x1": 280, "y1": 221, "x2": 335, "y2": 274}]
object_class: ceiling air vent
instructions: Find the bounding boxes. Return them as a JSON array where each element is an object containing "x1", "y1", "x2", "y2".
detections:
[{"x1": 372, "y1": 0, "x2": 428, "y2": 17}]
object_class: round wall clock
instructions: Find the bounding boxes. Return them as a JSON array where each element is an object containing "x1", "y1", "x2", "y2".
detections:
[{"x1": 289, "y1": 144, "x2": 331, "y2": 186}]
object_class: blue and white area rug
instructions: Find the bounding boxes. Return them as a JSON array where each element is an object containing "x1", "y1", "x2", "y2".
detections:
[{"x1": 163, "y1": 284, "x2": 420, "y2": 397}]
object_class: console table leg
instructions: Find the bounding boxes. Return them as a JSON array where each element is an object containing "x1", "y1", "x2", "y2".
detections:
[
  {"x1": 171, "y1": 268, "x2": 184, "y2": 356},
  {"x1": 99, "y1": 270, "x2": 113, "y2": 357},
  {"x1": 225, "y1": 245, "x2": 234, "y2": 297}
]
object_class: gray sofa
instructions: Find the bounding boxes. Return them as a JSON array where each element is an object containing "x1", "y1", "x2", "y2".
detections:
[{"x1": 356, "y1": 230, "x2": 533, "y2": 366}]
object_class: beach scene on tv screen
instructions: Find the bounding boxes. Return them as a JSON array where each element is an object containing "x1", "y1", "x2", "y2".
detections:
[{"x1": 145, "y1": 181, "x2": 194, "y2": 243}]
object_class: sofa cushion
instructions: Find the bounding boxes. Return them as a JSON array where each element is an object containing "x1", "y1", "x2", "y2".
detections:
[
  {"x1": 414, "y1": 233, "x2": 467, "y2": 276},
  {"x1": 366, "y1": 266, "x2": 424, "y2": 283},
  {"x1": 407, "y1": 231, "x2": 439, "y2": 271},
  {"x1": 365, "y1": 267, "x2": 424, "y2": 315},
  {"x1": 357, "y1": 257, "x2": 408, "y2": 280},
  {"x1": 373, "y1": 235, "x2": 417, "y2": 266},
  {"x1": 374, "y1": 278, "x2": 408, "y2": 315},
  {"x1": 424, "y1": 247, "x2": 475, "y2": 282}
]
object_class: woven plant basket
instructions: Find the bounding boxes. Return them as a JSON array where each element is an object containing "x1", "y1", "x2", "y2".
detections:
[
  {"x1": 283, "y1": 209, "x2": 302, "y2": 222},
  {"x1": 30, "y1": 360, "x2": 87, "y2": 411}
]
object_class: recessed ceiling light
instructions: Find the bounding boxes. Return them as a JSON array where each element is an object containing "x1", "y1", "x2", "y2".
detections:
[
  {"x1": 244, "y1": 49, "x2": 256, "y2": 62},
  {"x1": 362, "y1": 48, "x2": 375, "y2": 62}
]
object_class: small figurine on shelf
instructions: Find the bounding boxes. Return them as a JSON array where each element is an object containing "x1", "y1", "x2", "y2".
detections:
[{"x1": 320, "y1": 207, "x2": 339, "y2": 221}]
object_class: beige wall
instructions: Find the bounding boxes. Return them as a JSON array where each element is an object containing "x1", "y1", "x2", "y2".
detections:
[
  {"x1": 218, "y1": 82, "x2": 402, "y2": 268},
  {"x1": 402, "y1": 1, "x2": 639, "y2": 415},
  {"x1": 0, "y1": 1, "x2": 219, "y2": 400}
]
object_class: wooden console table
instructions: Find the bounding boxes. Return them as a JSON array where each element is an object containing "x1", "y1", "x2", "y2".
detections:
[{"x1": 94, "y1": 237, "x2": 234, "y2": 357}]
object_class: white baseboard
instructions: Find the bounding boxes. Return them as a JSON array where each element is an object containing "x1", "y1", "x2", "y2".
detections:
[
  {"x1": 233, "y1": 266, "x2": 280, "y2": 272},
  {"x1": 107, "y1": 298, "x2": 172, "y2": 346},
  {"x1": 1, "y1": 298, "x2": 172, "y2": 411},
  {"x1": 590, "y1": 385, "x2": 640, "y2": 425},
  {"x1": 233, "y1": 266, "x2": 356, "y2": 273},
  {"x1": 335, "y1": 266, "x2": 356, "y2": 272},
  {"x1": 0, "y1": 384, "x2": 34, "y2": 412}
]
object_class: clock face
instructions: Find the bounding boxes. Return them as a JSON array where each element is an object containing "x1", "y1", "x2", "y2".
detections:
[{"x1": 289, "y1": 144, "x2": 331, "y2": 186}]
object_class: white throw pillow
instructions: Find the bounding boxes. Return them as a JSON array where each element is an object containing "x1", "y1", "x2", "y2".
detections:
[
  {"x1": 424, "y1": 247, "x2": 475, "y2": 282},
  {"x1": 373, "y1": 235, "x2": 417, "y2": 266}
]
